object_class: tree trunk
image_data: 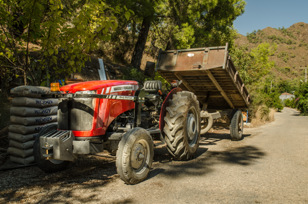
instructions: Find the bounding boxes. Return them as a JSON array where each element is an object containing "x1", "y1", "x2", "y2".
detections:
[
  {"x1": 131, "y1": 17, "x2": 151, "y2": 70},
  {"x1": 23, "y1": 70, "x2": 27, "y2": 85}
]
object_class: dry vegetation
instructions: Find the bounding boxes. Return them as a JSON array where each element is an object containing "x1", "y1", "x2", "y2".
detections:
[{"x1": 235, "y1": 22, "x2": 308, "y2": 81}]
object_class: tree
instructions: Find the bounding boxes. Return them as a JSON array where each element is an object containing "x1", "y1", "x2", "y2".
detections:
[
  {"x1": 0, "y1": 0, "x2": 127, "y2": 91},
  {"x1": 105, "y1": 0, "x2": 246, "y2": 70}
]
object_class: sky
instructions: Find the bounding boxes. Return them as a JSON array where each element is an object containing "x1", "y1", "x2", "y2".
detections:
[{"x1": 234, "y1": 0, "x2": 308, "y2": 35}]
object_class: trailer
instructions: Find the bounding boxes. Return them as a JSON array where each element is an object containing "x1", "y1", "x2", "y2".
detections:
[{"x1": 156, "y1": 44, "x2": 250, "y2": 138}]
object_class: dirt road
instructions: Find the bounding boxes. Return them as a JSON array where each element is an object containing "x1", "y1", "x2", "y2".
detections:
[{"x1": 0, "y1": 108, "x2": 307, "y2": 203}]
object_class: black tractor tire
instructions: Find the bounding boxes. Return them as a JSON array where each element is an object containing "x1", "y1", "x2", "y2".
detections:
[
  {"x1": 200, "y1": 114, "x2": 213, "y2": 135},
  {"x1": 230, "y1": 110, "x2": 244, "y2": 141},
  {"x1": 34, "y1": 124, "x2": 70, "y2": 173},
  {"x1": 116, "y1": 128, "x2": 154, "y2": 185},
  {"x1": 163, "y1": 91, "x2": 201, "y2": 160}
]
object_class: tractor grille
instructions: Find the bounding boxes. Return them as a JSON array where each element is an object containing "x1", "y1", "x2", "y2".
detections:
[{"x1": 58, "y1": 98, "x2": 95, "y2": 131}]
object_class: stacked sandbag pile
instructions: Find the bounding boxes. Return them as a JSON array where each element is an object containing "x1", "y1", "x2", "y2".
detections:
[{"x1": 7, "y1": 86, "x2": 58, "y2": 165}]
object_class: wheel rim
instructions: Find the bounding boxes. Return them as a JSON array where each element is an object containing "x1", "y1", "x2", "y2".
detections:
[
  {"x1": 187, "y1": 107, "x2": 199, "y2": 146},
  {"x1": 130, "y1": 139, "x2": 150, "y2": 174}
]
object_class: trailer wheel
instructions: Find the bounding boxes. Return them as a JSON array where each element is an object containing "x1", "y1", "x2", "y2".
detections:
[
  {"x1": 34, "y1": 124, "x2": 69, "y2": 173},
  {"x1": 116, "y1": 128, "x2": 154, "y2": 185},
  {"x1": 230, "y1": 110, "x2": 244, "y2": 141},
  {"x1": 200, "y1": 114, "x2": 213, "y2": 135},
  {"x1": 163, "y1": 91, "x2": 200, "y2": 160}
]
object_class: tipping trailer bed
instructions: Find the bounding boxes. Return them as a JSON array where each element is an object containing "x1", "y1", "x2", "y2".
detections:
[{"x1": 156, "y1": 44, "x2": 250, "y2": 110}]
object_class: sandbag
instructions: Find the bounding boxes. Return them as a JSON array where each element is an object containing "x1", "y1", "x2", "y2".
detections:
[
  {"x1": 8, "y1": 122, "x2": 58, "y2": 134},
  {"x1": 10, "y1": 106, "x2": 58, "y2": 117},
  {"x1": 8, "y1": 132, "x2": 37, "y2": 142},
  {"x1": 7, "y1": 147, "x2": 33, "y2": 158},
  {"x1": 9, "y1": 139, "x2": 35, "y2": 149},
  {"x1": 12, "y1": 97, "x2": 58, "y2": 107},
  {"x1": 10, "y1": 155, "x2": 35, "y2": 165},
  {"x1": 10, "y1": 115, "x2": 57, "y2": 126},
  {"x1": 10, "y1": 85, "x2": 51, "y2": 98}
]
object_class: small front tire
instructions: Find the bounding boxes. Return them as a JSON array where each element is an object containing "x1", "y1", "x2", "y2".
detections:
[{"x1": 116, "y1": 128, "x2": 154, "y2": 185}]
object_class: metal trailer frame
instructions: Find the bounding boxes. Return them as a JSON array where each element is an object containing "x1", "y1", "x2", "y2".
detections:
[{"x1": 156, "y1": 43, "x2": 250, "y2": 132}]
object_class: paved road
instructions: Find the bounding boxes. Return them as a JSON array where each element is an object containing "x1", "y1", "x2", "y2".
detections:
[
  {"x1": 99, "y1": 108, "x2": 308, "y2": 203},
  {"x1": 1, "y1": 108, "x2": 307, "y2": 203}
]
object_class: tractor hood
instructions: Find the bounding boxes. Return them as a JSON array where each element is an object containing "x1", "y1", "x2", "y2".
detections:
[{"x1": 60, "y1": 80, "x2": 139, "y2": 93}]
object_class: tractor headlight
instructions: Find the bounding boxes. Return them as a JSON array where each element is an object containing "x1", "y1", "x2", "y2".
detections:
[{"x1": 75, "y1": 90, "x2": 96, "y2": 94}]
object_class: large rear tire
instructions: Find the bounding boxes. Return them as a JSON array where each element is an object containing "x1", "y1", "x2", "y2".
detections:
[
  {"x1": 116, "y1": 128, "x2": 154, "y2": 185},
  {"x1": 34, "y1": 124, "x2": 70, "y2": 173},
  {"x1": 163, "y1": 91, "x2": 200, "y2": 160},
  {"x1": 230, "y1": 110, "x2": 244, "y2": 141}
]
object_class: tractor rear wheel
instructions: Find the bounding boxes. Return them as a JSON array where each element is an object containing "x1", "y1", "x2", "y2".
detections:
[
  {"x1": 230, "y1": 110, "x2": 244, "y2": 141},
  {"x1": 34, "y1": 124, "x2": 70, "y2": 173},
  {"x1": 116, "y1": 128, "x2": 154, "y2": 184},
  {"x1": 163, "y1": 91, "x2": 200, "y2": 160}
]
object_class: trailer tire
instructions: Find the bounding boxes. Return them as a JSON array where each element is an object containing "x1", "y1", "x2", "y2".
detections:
[
  {"x1": 230, "y1": 110, "x2": 244, "y2": 141},
  {"x1": 34, "y1": 124, "x2": 69, "y2": 173},
  {"x1": 116, "y1": 128, "x2": 154, "y2": 185},
  {"x1": 200, "y1": 115, "x2": 213, "y2": 135},
  {"x1": 163, "y1": 91, "x2": 200, "y2": 160}
]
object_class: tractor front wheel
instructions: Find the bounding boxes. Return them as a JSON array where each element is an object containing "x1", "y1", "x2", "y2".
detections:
[{"x1": 116, "y1": 128, "x2": 154, "y2": 185}]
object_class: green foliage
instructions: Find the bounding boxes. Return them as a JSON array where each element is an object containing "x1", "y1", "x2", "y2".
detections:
[
  {"x1": 247, "y1": 30, "x2": 261, "y2": 43},
  {"x1": 231, "y1": 43, "x2": 276, "y2": 85},
  {"x1": 267, "y1": 35, "x2": 295, "y2": 45},
  {"x1": 173, "y1": 23, "x2": 195, "y2": 49},
  {"x1": 148, "y1": 0, "x2": 245, "y2": 50},
  {"x1": 278, "y1": 27, "x2": 295, "y2": 39},
  {"x1": 230, "y1": 42, "x2": 288, "y2": 114},
  {"x1": 153, "y1": 72, "x2": 171, "y2": 91},
  {"x1": 294, "y1": 82, "x2": 308, "y2": 115},
  {"x1": 284, "y1": 98, "x2": 296, "y2": 108},
  {"x1": 277, "y1": 52, "x2": 289, "y2": 63},
  {"x1": 122, "y1": 67, "x2": 146, "y2": 84},
  {"x1": 0, "y1": 0, "x2": 125, "y2": 90}
]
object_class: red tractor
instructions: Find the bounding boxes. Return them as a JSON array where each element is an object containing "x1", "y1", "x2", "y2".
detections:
[
  {"x1": 34, "y1": 45, "x2": 249, "y2": 184},
  {"x1": 34, "y1": 79, "x2": 201, "y2": 184}
]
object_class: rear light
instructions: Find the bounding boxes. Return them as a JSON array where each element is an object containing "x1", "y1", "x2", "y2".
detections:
[{"x1": 50, "y1": 82, "x2": 60, "y2": 92}]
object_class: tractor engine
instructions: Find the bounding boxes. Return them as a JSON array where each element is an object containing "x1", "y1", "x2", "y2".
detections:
[{"x1": 141, "y1": 80, "x2": 164, "y2": 129}]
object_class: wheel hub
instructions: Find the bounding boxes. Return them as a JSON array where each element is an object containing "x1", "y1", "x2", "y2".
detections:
[
  {"x1": 187, "y1": 113, "x2": 197, "y2": 141},
  {"x1": 131, "y1": 143, "x2": 147, "y2": 170}
]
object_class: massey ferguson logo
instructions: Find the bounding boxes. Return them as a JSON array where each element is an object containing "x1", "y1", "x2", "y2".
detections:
[{"x1": 105, "y1": 85, "x2": 138, "y2": 94}]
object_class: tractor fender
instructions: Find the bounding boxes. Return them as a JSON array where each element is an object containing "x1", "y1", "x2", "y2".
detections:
[{"x1": 159, "y1": 87, "x2": 182, "y2": 132}]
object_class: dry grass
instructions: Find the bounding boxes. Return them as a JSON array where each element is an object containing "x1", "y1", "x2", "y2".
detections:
[{"x1": 249, "y1": 106, "x2": 276, "y2": 127}]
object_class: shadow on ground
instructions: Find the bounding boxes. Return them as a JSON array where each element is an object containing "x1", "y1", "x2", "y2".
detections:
[
  {"x1": 0, "y1": 133, "x2": 264, "y2": 203},
  {"x1": 0, "y1": 155, "x2": 118, "y2": 203},
  {"x1": 149, "y1": 133, "x2": 263, "y2": 180}
]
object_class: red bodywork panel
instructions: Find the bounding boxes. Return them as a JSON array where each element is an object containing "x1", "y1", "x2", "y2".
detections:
[{"x1": 60, "y1": 80, "x2": 139, "y2": 138}]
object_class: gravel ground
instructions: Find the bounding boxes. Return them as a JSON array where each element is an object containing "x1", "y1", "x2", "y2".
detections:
[{"x1": 0, "y1": 108, "x2": 307, "y2": 203}]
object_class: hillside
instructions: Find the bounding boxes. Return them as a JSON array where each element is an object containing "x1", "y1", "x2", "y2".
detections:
[{"x1": 235, "y1": 22, "x2": 308, "y2": 81}]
